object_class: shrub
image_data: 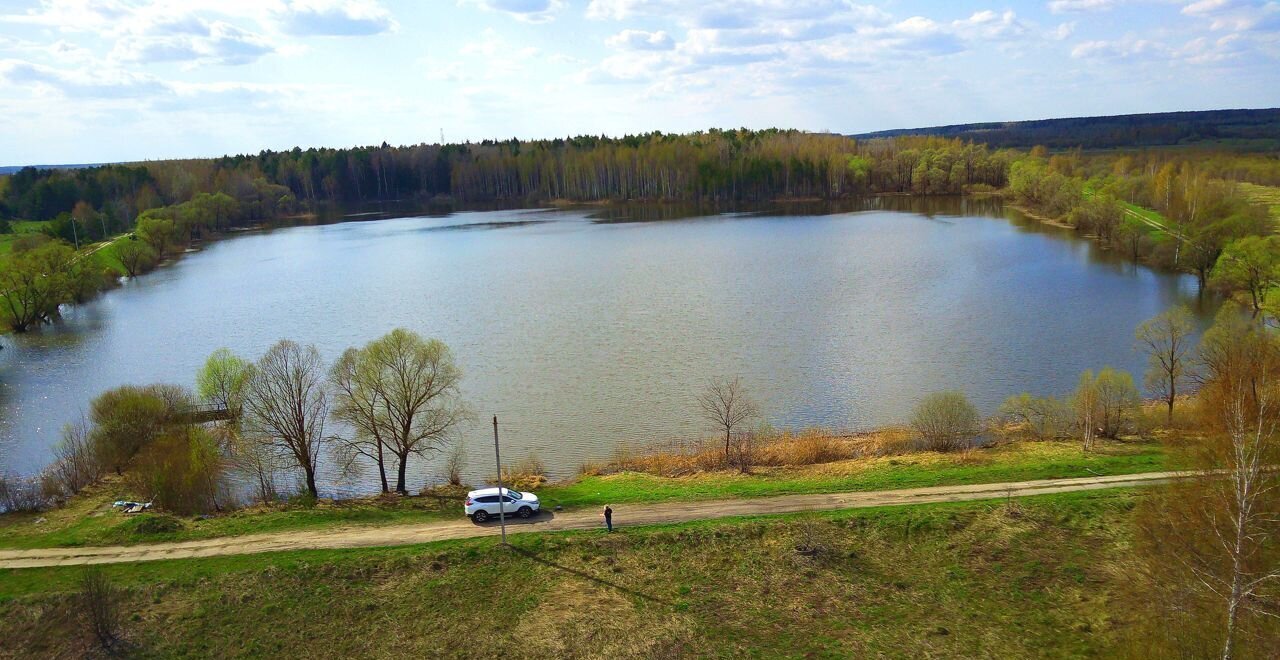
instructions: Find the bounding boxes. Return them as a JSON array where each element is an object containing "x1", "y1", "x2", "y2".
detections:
[
  {"x1": 80, "y1": 566, "x2": 121, "y2": 651},
  {"x1": 0, "y1": 474, "x2": 50, "y2": 513},
  {"x1": 90, "y1": 384, "x2": 186, "y2": 475},
  {"x1": 128, "y1": 514, "x2": 184, "y2": 536},
  {"x1": 47, "y1": 418, "x2": 102, "y2": 497},
  {"x1": 1095, "y1": 367, "x2": 1140, "y2": 438},
  {"x1": 126, "y1": 425, "x2": 227, "y2": 516},
  {"x1": 999, "y1": 393, "x2": 1070, "y2": 440},
  {"x1": 498, "y1": 454, "x2": 548, "y2": 491},
  {"x1": 911, "y1": 391, "x2": 982, "y2": 452},
  {"x1": 443, "y1": 441, "x2": 466, "y2": 487},
  {"x1": 1072, "y1": 367, "x2": 1141, "y2": 450},
  {"x1": 727, "y1": 430, "x2": 758, "y2": 473}
]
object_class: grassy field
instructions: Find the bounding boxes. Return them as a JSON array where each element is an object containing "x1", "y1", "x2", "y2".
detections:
[
  {"x1": 0, "y1": 220, "x2": 50, "y2": 256},
  {"x1": 0, "y1": 439, "x2": 1169, "y2": 551},
  {"x1": 1238, "y1": 181, "x2": 1280, "y2": 225},
  {"x1": 539, "y1": 438, "x2": 1167, "y2": 508},
  {"x1": 0, "y1": 489, "x2": 1143, "y2": 658}
]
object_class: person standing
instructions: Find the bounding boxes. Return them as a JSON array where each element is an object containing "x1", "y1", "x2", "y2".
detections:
[{"x1": 603, "y1": 504, "x2": 613, "y2": 532}]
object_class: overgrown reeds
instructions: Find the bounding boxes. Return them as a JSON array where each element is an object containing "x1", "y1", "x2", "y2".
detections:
[{"x1": 588, "y1": 427, "x2": 915, "y2": 478}]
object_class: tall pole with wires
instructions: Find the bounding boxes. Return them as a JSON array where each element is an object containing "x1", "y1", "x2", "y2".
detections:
[{"x1": 493, "y1": 415, "x2": 507, "y2": 545}]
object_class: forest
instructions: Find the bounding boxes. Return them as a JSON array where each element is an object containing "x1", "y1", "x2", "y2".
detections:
[
  {"x1": 0, "y1": 130, "x2": 1012, "y2": 232},
  {"x1": 2, "y1": 126, "x2": 1280, "y2": 332},
  {"x1": 853, "y1": 108, "x2": 1280, "y2": 150}
]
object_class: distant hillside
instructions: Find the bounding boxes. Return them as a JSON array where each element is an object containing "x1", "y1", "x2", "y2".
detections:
[
  {"x1": 851, "y1": 108, "x2": 1280, "y2": 150},
  {"x1": 0, "y1": 163, "x2": 113, "y2": 175}
]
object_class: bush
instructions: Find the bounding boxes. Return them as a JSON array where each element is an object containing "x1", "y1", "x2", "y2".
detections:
[
  {"x1": 80, "y1": 566, "x2": 122, "y2": 651},
  {"x1": 999, "y1": 393, "x2": 1070, "y2": 440},
  {"x1": 126, "y1": 425, "x2": 227, "y2": 516},
  {"x1": 287, "y1": 490, "x2": 318, "y2": 508},
  {"x1": 498, "y1": 454, "x2": 548, "y2": 491},
  {"x1": 443, "y1": 441, "x2": 466, "y2": 487},
  {"x1": 127, "y1": 514, "x2": 184, "y2": 536},
  {"x1": 90, "y1": 384, "x2": 183, "y2": 475},
  {"x1": 47, "y1": 418, "x2": 102, "y2": 497},
  {"x1": 0, "y1": 474, "x2": 50, "y2": 513},
  {"x1": 1072, "y1": 367, "x2": 1141, "y2": 449},
  {"x1": 727, "y1": 430, "x2": 758, "y2": 473},
  {"x1": 911, "y1": 391, "x2": 982, "y2": 452}
]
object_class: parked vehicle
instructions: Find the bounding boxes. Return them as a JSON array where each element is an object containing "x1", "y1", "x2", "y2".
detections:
[{"x1": 464, "y1": 487, "x2": 540, "y2": 523}]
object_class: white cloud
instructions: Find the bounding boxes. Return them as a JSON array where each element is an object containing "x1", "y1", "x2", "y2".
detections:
[
  {"x1": 0, "y1": 58, "x2": 167, "y2": 98},
  {"x1": 1071, "y1": 36, "x2": 1166, "y2": 59},
  {"x1": 606, "y1": 29, "x2": 675, "y2": 50},
  {"x1": 272, "y1": 0, "x2": 398, "y2": 36},
  {"x1": 0, "y1": 0, "x2": 397, "y2": 69},
  {"x1": 460, "y1": 0, "x2": 566, "y2": 24},
  {"x1": 1047, "y1": 0, "x2": 1118, "y2": 13},
  {"x1": 1051, "y1": 22, "x2": 1077, "y2": 40},
  {"x1": 111, "y1": 18, "x2": 275, "y2": 65},
  {"x1": 1181, "y1": 0, "x2": 1280, "y2": 31}
]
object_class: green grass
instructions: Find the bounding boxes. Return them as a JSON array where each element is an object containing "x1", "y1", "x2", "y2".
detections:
[
  {"x1": 0, "y1": 440, "x2": 1168, "y2": 551},
  {"x1": 0, "y1": 483, "x2": 460, "y2": 550},
  {"x1": 0, "y1": 489, "x2": 1144, "y2": 657},
  {"x1": 0, "y1": 220, "x2": 49, "y2": 256},
  {"x1": 536, "y1": 439, "x2": 1168, "y2": 509},
  {"x1": 1238, "y1": 182, "x2": 1280, "y2": 226}
]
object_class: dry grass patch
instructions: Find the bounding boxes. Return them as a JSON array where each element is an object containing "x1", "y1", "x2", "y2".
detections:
[{"x1": 602, "y1": 427, "x2": 912, "y2": 478}]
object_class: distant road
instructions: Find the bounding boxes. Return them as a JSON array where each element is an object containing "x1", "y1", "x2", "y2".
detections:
[{"x1": 0, "y1": 471, "x2": 1184, "y2": 569}]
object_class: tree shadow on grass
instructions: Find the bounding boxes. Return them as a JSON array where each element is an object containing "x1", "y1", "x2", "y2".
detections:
[{"x1": 508, "y1": 546, "x2": 672, "y2": 606}]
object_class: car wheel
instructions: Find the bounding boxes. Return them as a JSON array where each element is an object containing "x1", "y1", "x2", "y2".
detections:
[
  {"x1": 518, "y1": 506, "x2": 533, "y2": 519},
  {"x1": 472, "y1": 510, "x2": 489, "y2": 523}
]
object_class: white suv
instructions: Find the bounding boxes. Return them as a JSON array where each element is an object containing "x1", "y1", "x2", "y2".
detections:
[{"x1": 465, "y1": 487, "x2": 540, "y2": 523}]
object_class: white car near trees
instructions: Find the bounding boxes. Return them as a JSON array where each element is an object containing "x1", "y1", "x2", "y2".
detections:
[{"x1": 464, "y1": 487, "x2": 540, "y2": 523}]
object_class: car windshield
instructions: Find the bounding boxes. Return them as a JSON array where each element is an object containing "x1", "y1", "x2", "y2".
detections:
[{"x1": 505, "y1": 490, "x2": 523, "y2": 500}]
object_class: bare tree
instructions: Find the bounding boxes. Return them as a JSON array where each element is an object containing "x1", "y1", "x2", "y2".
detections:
[
  {"x1": 698, "y1": 377, "x2": 758, "y2": 461},
  {"x1": 1194, "y1": 309, "x2": 1280, "y2": 659},
  {"x1": 330, "y1": 329, "x2": 469, "y2": 495},
  {"x1": 80, "y1": 566, "x2": 121, "y2": 652},
  {"x1": 1136, "y1": 305, "x2": 1196, "y2": 424},
  {"x1": 239, "y1": 438, "x2": 284, "y2": 504},
  {"x1": 49, "y1": 417, "x2": 101, "y2": 496},
  {"x1": 443, "y1": 439, "x2": 467, "y2": 487},
  {"x1": 244, "y1": 340, "x2": 329, "y2": 498}
]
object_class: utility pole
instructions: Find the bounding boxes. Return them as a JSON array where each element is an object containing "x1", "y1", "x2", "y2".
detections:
[{"x1": 493, "y1": 415, "x2": 507, "y2": 545}]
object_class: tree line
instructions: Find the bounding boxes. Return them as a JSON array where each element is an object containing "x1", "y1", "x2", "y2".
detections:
[
  {"x1": 2, "y1": 130, "x2": 1013, "y2": 228},
  {"x1": 852, "y1": 108, "x2": 1280, "y2": 152},
  {"x1": 3, "y1": 129, "x2": 1276, "y2": 334},
  {"x1": 0, "y1": 329, "x2": 468, "y2": 516},
  {"x1": 1007, "y1": 146, "x2": 1278, "y2": 310}
]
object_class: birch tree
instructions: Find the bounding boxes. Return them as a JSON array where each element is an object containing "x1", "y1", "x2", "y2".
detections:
[
  {"x1": 1195, "y1": 309, "x2": 1280, "y2": 659},
  {"x1": 1073, "y1": 370, "x2": 1101, "y2": 452}
]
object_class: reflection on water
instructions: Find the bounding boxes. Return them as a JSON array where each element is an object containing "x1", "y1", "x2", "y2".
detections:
[{"x1": 0, "y1": 197, "x2": 1217, "y2": 495}]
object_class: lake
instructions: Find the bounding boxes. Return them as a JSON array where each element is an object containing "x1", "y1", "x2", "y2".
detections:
[{"x1": 0, "y1": 197, "x2": 1216, "y2": 495}]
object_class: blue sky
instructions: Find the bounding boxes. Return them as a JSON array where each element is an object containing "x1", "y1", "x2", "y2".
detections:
[{"x1": 1, "y1": 0, "x2": 1278, "y2": 165}]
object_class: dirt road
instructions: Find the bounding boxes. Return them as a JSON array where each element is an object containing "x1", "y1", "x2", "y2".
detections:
[{"x1": 0, "y1": 471, "x2": 1182, "y2": 569}]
